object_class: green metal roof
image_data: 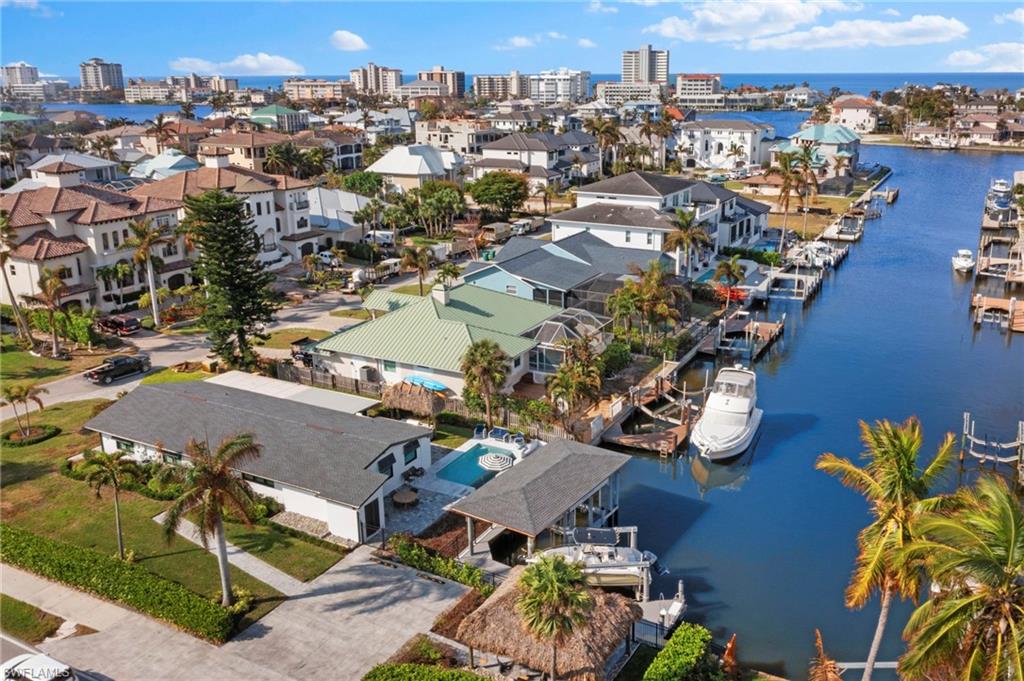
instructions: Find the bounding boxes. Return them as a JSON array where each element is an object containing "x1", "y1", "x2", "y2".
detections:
[
  {"x1": 251, "y1": 104, "x2": 300, "y2": 116},
  {"x1": 791, "y1": 124, "x2": 860, "y2": 145},
  {"x1": 316, "y1": 285, "x2": 559, "y2": 372},
  {"x1": 0, "y1": 111, "x2": 39, "y2": 123}
]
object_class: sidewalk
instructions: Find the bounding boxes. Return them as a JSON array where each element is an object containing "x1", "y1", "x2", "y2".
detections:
[{"x1": 0, "y1": 565, "x2": 131, "y2": 631}]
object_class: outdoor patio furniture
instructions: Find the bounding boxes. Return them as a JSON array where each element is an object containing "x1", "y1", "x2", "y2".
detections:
[
  {"x1": 392, "y1": 487, "x2": 419, "y2": 508},
  {"x1": 488, "y1": 427, "x2": 510, "y2": 441},
  {"x1": 473, "y1": 424, "x2": 487, "y2": 439}
]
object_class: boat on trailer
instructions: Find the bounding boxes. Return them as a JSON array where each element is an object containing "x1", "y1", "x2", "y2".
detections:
[{"x1": 691, "y1": 365, "x2": 763, "y2": 461}]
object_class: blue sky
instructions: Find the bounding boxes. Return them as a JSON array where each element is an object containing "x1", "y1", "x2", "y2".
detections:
[{"x1": 2, "y1": 0, "x2": 1023, "y2": 78}]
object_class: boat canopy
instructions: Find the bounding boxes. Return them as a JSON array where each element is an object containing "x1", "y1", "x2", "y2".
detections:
[
  {"x1": 714, "y1": 370, "x2": 755, "y2": 398},
  {"x1": 572, "y1": 527, "x2": 618, "y2": 546}
]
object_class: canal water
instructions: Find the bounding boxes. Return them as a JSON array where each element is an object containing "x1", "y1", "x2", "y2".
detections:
[{"x1": 616, "y1": 112, "x2": 1024, "y2": 678}]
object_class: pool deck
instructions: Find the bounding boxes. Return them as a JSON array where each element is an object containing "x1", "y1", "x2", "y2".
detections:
[{"x1": 416, "y1": 437, "x2": 521, "y2": 499}]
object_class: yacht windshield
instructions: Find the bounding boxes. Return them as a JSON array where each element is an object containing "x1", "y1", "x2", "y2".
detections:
[{"x1": 714, "y1": 376, "x2": 754, "y2": 398}]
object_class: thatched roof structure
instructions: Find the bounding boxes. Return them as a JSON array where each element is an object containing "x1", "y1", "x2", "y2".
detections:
[
  {"x1": 381, "y1": 381, "x2": 445, "y2": 417},
  {"x1": 455, "y1": 566, "x2": 642, "y2": 681}
]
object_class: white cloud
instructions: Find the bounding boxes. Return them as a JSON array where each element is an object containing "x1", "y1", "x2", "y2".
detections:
[
  {"x1": 0, "y1": 0, "x2": 38, "y2": 8},
  {"x1": 330, "y1": 30, "x2": 369, "y2": 51},
  {"x1": 547, "y1": 31, "x2": 567, "y2": 39},
  {"x1": 493, "y1": 35, "x2": 536, "y2": 51},
  {"x1": 0, "y1": 0, "x2": 60, "y2": 17},
  {"x1": 643, "y1": 0, "x2": 844, "y2": 43},
  {"x1": 882, "y1": 8, "x2": 900, "y2": 16},
  {"x1": 170, "y1": 53, "x2": 305, "y2": 76},
  {"x1": 621, "y1": 0, "x2": 669, "y2": 5},
  {"x1": 946, "y1": 43, "x2": 1024, "y2": 71},
  {"x1": 578, "y1": 38, "x2": 598, "y2": 48},
  {"x1": 994, "y1": 7, "x2": 1024, "y2": 25},
  {"x1": 746, "y1": 14, "x2": 969, "y2": 50},
  {"x1": 587, "y1": 0, "x2": 618, "y2": 14}
]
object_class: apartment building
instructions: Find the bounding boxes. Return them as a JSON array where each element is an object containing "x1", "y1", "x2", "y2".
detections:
[
  {"x1": 472, "y1": 71, "x2": 528, "y2": 101},
  {"x1": 415, "y1": 119, "x2": 505, "y2": 157},
  {"x1": 594, "y1": 81, "x2": 664, "y2": 107},
  {"x1": 528, "y1": 69, "x2": 590, "y2": 105},
  {"x1": 4, "y1": 80, "x2": 69, "y2": 102},
  {"x1": 250, "y1": 104, "x2": 309, "y2": 133},
  {"x1": 1, "y1": 62, "x2": 39, "y2": 85},
  {"x1": 622, "y1": 45, "x2": 669, "y2": 85},
  {"x1": 417, "y1": 65, "x2": 465, "y2": 98},
  {"x1": 79, "y1": 58, "x2": 124, "y2": 91},
  {"x1": 208, "y1": 76, "x2": 239, "y2": 93},
  {"x1": 349, "y1": 63, "x2": 403, "y2": 96},
  {"x1": 124, "y1": 79, "x2": 188, "y2": 103},
  {"x1": 197, "y1": 130, "x2": 292, "y2": 172},
  {"x1": 392, "y1": 79, "x2": 449, "y2": 100},
  {"x1": 283, "y1": 78, "x2": 354, "y2": 102}
]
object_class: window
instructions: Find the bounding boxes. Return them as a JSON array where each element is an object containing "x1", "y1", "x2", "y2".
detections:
[
  {"x1": 275, "y1": 218, "x2": 281, "y2": 233},
  {"x1": 505, "y1": 285, "x2": 517, "y2": 295},
  {"x1": 646, "y1": 231, "x2": 654, "y2": 246},
  {"x1": 624, "y1": 230, "x2": 631, "y2": 243},
  {"x1": 256, "y1": 202, "x2": 262, "y2": 216},
  {"x1": 513, "y1": 356, "x2": 522, "y2": 368},
  {"x1": 56, "y1": 266, "x2": 72, "y2": 280},
  {"x1": 242, "y1": 472, "x2": 275, "y2": 488},
  {"x1": 102, "y1": 233, "x2": 110, "y2": 251},
  {"x1": 377, "y1": 453, "x2": 396, "y2": 479},
  {"x1": 111, "y1": 231, "x2": 120, "y2": 248},
  {"x1": 114, "y1": 439, "x2": 133, "y2": 452},
  {"x1": 382, "y1": 360, "x2": 396, "y2": 372},
  {"x1": 403, "y1": 441, "x2": 418, "y2": 465},
  {"x1": 163, "y1": 242, "x2": 179, "y2": 257},
  {"x1": 122, "y1": 229, "x2": 129, "y2": 242},
  {"x1": 162, "y1": 452, "x2": 183, "y2": 465},
  {"x1": 8, "y1": 264, "x2": 14, "y2": 276}
]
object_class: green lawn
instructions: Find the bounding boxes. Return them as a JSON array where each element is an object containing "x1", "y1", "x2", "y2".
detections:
[
  {"x1": 0, "y1": 594, "x2": 64, "y2": 643},
  {"x1": 258, "y1": 328, "x2": 330, "y2": 349},
  {"x1": 0, "y1": 334, "x2": 112, "y2": 389},
  {"x1": 690, "y1": 302, "x2": 719, "y2": 321},
  {"x1": 161, "y1": 320, "x2": 208, "y2": 336},
  {"x1": 614, "y1": 645, "x2": 659, "y2": 681},
  {"x1": 390, "y1": 283, "x2": 428, "y2": 297},
  {"x1": 433, "y1": 424, "x2": 473, "y2": 449},
  {"x1": 222, "y1": 521, "x2": 343, "y2": 582},
  {"x1": 141, "y1": 368, "x2": 211, "y2": 385},
  {"x1": 330, "y1": 307, "x2": 372, "y2": 320},
  {"x1": 0, "y1": 400, "x2": 285, "y2": 631}
]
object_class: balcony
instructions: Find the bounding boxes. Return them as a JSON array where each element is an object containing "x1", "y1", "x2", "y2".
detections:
[{"x1": 293, "y1": 199, "x2": 310, "y2": 210}]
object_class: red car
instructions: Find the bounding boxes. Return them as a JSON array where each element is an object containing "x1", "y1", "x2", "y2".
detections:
[{"x1": 97, "y1": 315, "x2": 142, "y2": 336}]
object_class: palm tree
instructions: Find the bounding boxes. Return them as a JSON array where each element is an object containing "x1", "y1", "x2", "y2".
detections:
[
  {"x1": 112, "y1": 261, "x2": 133, "y2": 308},
  {"x1": 400, "y1": 246, "x2": 432, "y2": 296},
  {"x1": 0, "y1": 383, "x2": 47, "y2": 438},
  {"x1": 162, "y1": 433, "x2": 262, "y2": 607},
  {"x1": 663, "y1": 208, "x2": 710, "y2": 278},
  {"x1": 831, "y1": 154, "x2": 850, "y2": 177},
  {"x1": 352, "y1": 205, "x2": 374, "y2": 242},
  {"x1": 1, "y1": 210, "x2": 33, "y2": 347},
  {"x1": 766, "y1": 150, "x2": 804, "y2": 253},
  {"x1": 178, "y1": 101, "x2": 195, "y2": 120},
  {"x1": 809, "y1": 629, "x2": 843, "y2": 681},
  {"x1": 301, "y1": 253, "x2": 317, "y2": 280},
  {"x1": 606, "y1": 283, "x2": 640, "y2": 333},
  {"x1": 25, "y1": 267, "x2": 66, "y2": 357},
  {"x1": 584, "y1": 116, "x2": 623, "y2": 178},
  {"x1": 547, "y1": 341, "x2": 602, "y2": 435},
  {"x1": 899, "y1": 475, "x2": 1023, "y2": 681},
  {"x1": 534, "y1": 184, "x2": 559, "y2": 216},
  {"x1": 816, "y1": 417, "x2": 956, "y2": 681},
  {"x1": 460, "y1": 339, "x2": 508, "y2": 430},
  {"x1": 264, "y1": 143, "x2": 292, "y2": 174},
  {"x1": 0, "y1": 135, "x2": 26, "y2": 180},
  {"x1": 329, "y1": 245, "x2": 346, "y2": 269},
  {"x1": 148, "y1": 113, "x2": 172, "y2": 153},
  {"x1": 81, "y1": 450, "x2": 142, "y2": 560},
  {"x1": 516, "y1": 554, "x2": 594, "y2": 681},
  {"x1": 712, "y1": 254, "x2": 745, "y2": 312},
  {"x1": 302, "y1": 147, "x2": 327, "y2": 178},
  {"x1": 434, "y1": 261, "x2": 461, "y2": 289},
  {"x1": 90, "y1": 135, "x2": 118, "y2": 162},
  {"x1": 121, "y1": 218, "x2": 171, "y2": 326},
  {"x1": 209, "y1": 92, "x2": 232, "y2": 113}
]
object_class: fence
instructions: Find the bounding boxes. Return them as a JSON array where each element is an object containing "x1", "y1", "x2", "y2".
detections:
[
  {"x1": 437, "y1": 396, "x2": 574, "y2": 441},
  {"x1": 633, "y1": 619, "x2": 670, "y2": 649}
]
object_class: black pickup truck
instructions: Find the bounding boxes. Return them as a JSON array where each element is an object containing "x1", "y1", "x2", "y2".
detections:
[{"x1": 84, "y1": 355, "x2": 151, "y2": 384}]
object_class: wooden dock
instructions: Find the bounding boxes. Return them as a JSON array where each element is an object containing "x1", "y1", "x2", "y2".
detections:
[
  {"x1": 603, "y1": 423, "x2": 690, "y2": 455},
  {"x1": 971, "y1": 295, "x2": 1024, "y2": 332},
  {"x1": 696, "y1": 315, "x2": 785, "y2": 360}
]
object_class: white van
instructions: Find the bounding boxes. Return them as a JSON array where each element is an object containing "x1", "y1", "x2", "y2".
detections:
[{"x1": 360, "y1": 230, "x2": 396, "y2": 247}]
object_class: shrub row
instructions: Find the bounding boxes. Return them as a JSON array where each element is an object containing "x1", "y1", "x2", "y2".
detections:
[
  {"x1": 0, "y1": 524, "x2": 235, "y2": 642},
  {"x1": 642, "y1": 622, "x2": 713, "y2": 681},
  {"x1": 719, "y1": 246, "x2": 781, "y2": 267},
  {"x1": 600, "y1": 341, "x2": 632, "y2": 377},
  {"x1": 386, "y1": 534, "x2": 496, "y2": 596},
  {"x1": 257, "y1": 518, "x2": 349, "y2": 555},
  {"x1": 2, "y1": 425, "x2": 61, "y2": 447},
  {"x1": 362, "y1": 664, "x2": 486, "y2": 681},
  {"x1": 59, "y1": 458, "x2": 180, "y2": 501}
]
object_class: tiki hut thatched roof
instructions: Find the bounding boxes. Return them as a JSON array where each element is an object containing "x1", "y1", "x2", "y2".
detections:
[
  {"x1": 455, "y1": 566, "x2": 642, "y2": 681},
  {"x1": 382, "y1": 381, "x2": 445, "y2": 417}
]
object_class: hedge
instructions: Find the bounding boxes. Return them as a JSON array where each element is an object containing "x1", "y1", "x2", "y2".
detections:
[
  {"x1": 386, "y1": 534, "x2": 496, "y2": 596},
  {"x1": 2, "y1": 425, "x2": 61, "y2": 447},
  {"x1": 0, "y1": 524, "x2": 235, "y2": 642},
  {"x1": 363, "y1": 664, "x2": 486, "y2": 681},
  {"x1": 601, "y1": 341, "x2": 632, "y2": 377},
  {"x1": 642, "y1": 622, "x2": 713, "y2": 681}
]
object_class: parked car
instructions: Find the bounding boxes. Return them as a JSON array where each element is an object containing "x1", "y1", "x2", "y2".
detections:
[
  {"x1": 360, "y1": 230, "x2": 396, "y2": 248},
  {"x1": 317, "y1": 251, "x2": 340, "y2": 268},
  {"x1": 84, "y1": 354, "x2": 151, "y2": 384},
  {"x1": 510, "y1": 218, "x2": 533, "y2": 237},
  {"x1": 1, "y1": 653, "x2": 79, "y2": 680},
  {"x1": 97, "y1": 314, "x2": 142, "y2": 336}
]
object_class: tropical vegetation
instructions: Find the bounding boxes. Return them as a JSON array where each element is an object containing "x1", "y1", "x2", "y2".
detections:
[
  {"x1": 460, "y1": 339, "x2": 509, "y2": 430},
  {"x1": 80, "y1": 449, "x2": 142, "y2": 560}
]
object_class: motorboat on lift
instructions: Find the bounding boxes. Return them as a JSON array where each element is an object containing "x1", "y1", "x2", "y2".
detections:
[
  {"x1": 951, "y1": 249, "x2": 976, "y2": 273},
  {"x1": 986, "y1": 179, "x2": 1013, "y2": 220},
  {"x1": 529, "y1": 528, "x2": 665, "y2": 599},
  {"x1": 691, "y1": 365, "x2": 763, "y2": 461}
]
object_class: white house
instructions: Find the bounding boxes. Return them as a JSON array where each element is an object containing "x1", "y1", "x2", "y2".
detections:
[
  {"x1": 470, "y1": 131, "x2": 599, "y2": 190},
  {"x1": 677, "y1": 119, "x2": 776, "y2": 170},
  {"x1": 366, "y1": 144, "x2": 463, "y2": 193},
  {"x1": 307, "y1": 187, "x2": 385, "y2": 244},
  {"x1": 84, "y1": 381, "x2": 433, "y2": 545},
  {"x1": 830, "y1": 96, "x2": 878, "y2": 134}
]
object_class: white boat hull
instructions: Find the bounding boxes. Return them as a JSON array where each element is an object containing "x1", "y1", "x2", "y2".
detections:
[
  {"x1": 951, "y1": 257, "x2": 975, "y2": 273},
  {"x1": 692, "y1": 407, "x2": 763, "y2": 461}
]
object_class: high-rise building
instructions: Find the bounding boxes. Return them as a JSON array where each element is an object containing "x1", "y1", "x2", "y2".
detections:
[
  {"x1": 349, "y1": 63, "x2": 403, "y2": 96},
  {"x1": 472, "y1": 70, "x2": 528, "y2": 101},
  {"x1": 1, "y1": 61, "x2": 39, "y2": 86},
  {"x1": 417, "y1": 65, "x2": 465, "y2": 98},
  {"x1": 528, "y1": 68, "x2": 590, "y2": 105},
  {"x1": 208, "y1": 76, "x2": 239, "y2": 93},
  {"x1": 621, "y1": 44, "x2": 669, "y2": 85},
  {"x1": 79, "y1": 58, "x2": 124, "y2": 91},
  {"x1": 284, "y1": 78, "x2": 354, "y2": 101}
]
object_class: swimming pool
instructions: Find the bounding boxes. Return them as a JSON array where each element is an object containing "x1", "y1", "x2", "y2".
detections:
[{"x1": 437, "y1": 442, "x2": 516, "y2": 488}]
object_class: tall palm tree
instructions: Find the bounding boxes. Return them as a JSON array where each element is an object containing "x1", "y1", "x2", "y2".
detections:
[
  {"x1": 0, "y1": 383, "x2": 47, "y2": 438},
  {"x1": 121, "y1": 218, "x2": 171, "y2": 326},
  {"x1": 112, "y1": 261, "x2": 134, "y2": 308},
  {"x1": 516, "y1": 554, "x2": 594, "y2": 681},
  {"x1": 831, "y1": 154, "x2": 850, "y2": 177},
  {"x1": 663, "y1": 208, "x2": 711, "y2": 277},
  {"x1": 766, "y1": 151, "x2": 802, "y2": 231},
  {"x1": 547, "y1": 341, "x2": 602, "y2": 435},
  {"x1": 809, "y1": 629, "x2": 843, "y2": 681},
  {"x1": 0, "y1": 135, "x2": 26, "y2": 180},
  {"x1": 712, "y1": 254, "x2": 745, "y2": 312},
  {"x1": 24, "y1": 267, "x2": 66, "y2": 357},
  {"x1": 81, "y1": 449, "x2": 142, "y2": 560},
  {"x1": 900, "y1": 475, "x2": 1023, "y2": 681},
  {"x1": 606, "y1": 283, "x2": 640, "y2": 333},
  {"x1": 148, "y1": 113, "x2": 172, "y2": 153},
  {"x1": 90, "y1": 135, "x2": 118, "y2": 162},
  {"x1": 534, "y1": 184, "x2": 559, "y2": 216},
  {"x1": 1, "y1": 210, "x2": 33, "y2": 347},
  {"x1": 302, "y1": 147, "x2": 327, "y2": 178},
  {"x1": 584, "y1": 116, "x2": 623, "y2": 178},
  {"x1": 816, "y1": 417, "x2": 956, "y2": 681},
  {"x1": 399, "y1": 245, "x2": 431, "y2": 296},
  {"x1": 434, "y1": 261, "x2": 461, "y2": 289},
  {"x1": 178, "y1": 101, "x2": 195, "y2": 120},
  {"x1": 163, "y1": 433, "x2": 262, "y2": 607},
  {"x1": 460, "y1": 339, "x2": 508, "y2": 430}
]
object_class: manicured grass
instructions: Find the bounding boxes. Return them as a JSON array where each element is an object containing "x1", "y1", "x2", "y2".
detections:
[
  {"x1": 614, "y1": 645, "x2": 659, "y2": 681},
  {"x1": 0, "y1": 333, "x2": 114, "y2": 389},
  {"x1": 330, "y1": 307, "x2": 372, "y2": 320},
  {"x1": 140, "y1": 368, "x2": 211, "y2": 385},
  {"x1": 390, "y1": 283, "x2": 428, "y2": 296},
  {"x1": 222, "y1": 521, "x2": 343, "y2": 582},
  {"x1": 0, "y1": 400, "x2": 285, "y2": 631},
  {"x1": 258, "y1": 328, "x2": 330, "y2": 349},
  {"x1": 161, "y1": 320, "x2": 208, "y2": 336},
  {"x1": 690, "y1": 302, "x2": 719, "y2": 321},
  {"x1": 0, "y1": 594, "x2": 64, "y2": 643},
  {"x1": 433, "y1": 424, "x2": 473, "y2": 449}
]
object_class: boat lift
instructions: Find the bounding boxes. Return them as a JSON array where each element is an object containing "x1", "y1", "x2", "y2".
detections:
[{"x1": 960, "y1": 412, "x2": 1024, "y2": 485}]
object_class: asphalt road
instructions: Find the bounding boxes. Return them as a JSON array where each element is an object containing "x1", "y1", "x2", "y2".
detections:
[{"x1": 1, "y1": 632, "x2": 35, "y2": 664}]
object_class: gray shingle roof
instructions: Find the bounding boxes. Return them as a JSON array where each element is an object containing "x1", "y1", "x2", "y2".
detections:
[
  {"x1": 449, "y1": 440, "x2": 629, "y2": 536},
  {"x1": 689, "y1": 180, "x2": 739, "y2": 203},
  {"x1": 550, "y1": 202, "x2": 679, "y2": 231},
  {"x1": 576, "y1": 171, "x2": 693, "y2": 197},
  {"x1": 85, "y1": 382, "x2": 430, "y2": 508}
]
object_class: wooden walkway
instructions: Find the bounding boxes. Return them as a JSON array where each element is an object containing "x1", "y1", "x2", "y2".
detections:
[
  {"x1": 697, "y1": 317, "x2": 785, "y2": 359},
  {"x1": 604, "y1": 423, "x2": 690, "y2": 454},
  {"x1": 971, "y1": 295, "x2": 1024, "y2": 332}
]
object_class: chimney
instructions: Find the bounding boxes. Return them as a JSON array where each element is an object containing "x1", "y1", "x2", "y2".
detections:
[{"x1": 431, "y1": 284, "x2": 449, "y2": 306}]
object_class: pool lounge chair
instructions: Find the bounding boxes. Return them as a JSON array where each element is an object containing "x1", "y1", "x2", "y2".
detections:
[
  {"x1": 489, "y1": 427, "x2": 510, "y2": 441},
  {"x1": 473, "y1": 424, "x2": 487, "y2": 439}
]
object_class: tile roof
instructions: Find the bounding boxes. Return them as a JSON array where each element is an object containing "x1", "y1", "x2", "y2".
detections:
[
  {"x1": 34, "y1": 161, "x2": 83, "y2": 174},
  {"x1": 575, "y1": 171, "x2": 693, "y2": 197},
  {"x1": 129, "y1": 164, "x2": 310, "y2": 201},
  {"x1": 0, "y1": 183, "x2": 181, "y2": 227},
  {"x1": 85, "y1": 382, "x2": 431, "y2": 508},
  {"x1": 450, "y1": 440, "x2": 629, "y2": 537},
  {"x1": 10, "y1": 231, "x2": 90, "y2": 260},
  {"x1": 199, "y1": 130, "x2": 291, "y2": 148}
]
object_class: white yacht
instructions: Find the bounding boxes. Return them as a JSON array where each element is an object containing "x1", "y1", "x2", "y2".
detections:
[
  {"x1": 691, "y1": 365, "x2": 763, "y2": 461},
  {"x1": 951, "y1": 249, "x2": 976, "y2": 273}
]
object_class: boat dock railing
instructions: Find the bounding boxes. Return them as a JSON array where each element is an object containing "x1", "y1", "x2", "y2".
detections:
[{"x1": 960, "y1": 413, "x2": 1024, "y2": 485}]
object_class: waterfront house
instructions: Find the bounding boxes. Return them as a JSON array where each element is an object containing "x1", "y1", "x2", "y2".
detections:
[
  {"x1": 312, "y1": 284, "x2": 564, "y2": 395},
  {"x1": 677, "y1": 119, "x2": 777, "y2": 170},
  {"x1": 954, "y1": 113, "x2": 1007, "y2": 145},
  {"x1": 829, "y1": 96, "x2": 878, "y2": 134},
  {"x1": 130, "y1": 153, "x2": 319, "y2": 266},
  {"x1": 688, "y1": 181, "x2": 769, "y2": 253},
  {"x1": 782, "y1": 86, "x2": 823, "y2": 108},
  {"x1": 0, "y1": 163, "x2": 182, "y2": 312},
  {"x1": 771, "y1": 124, "x2": 860, "y2": 177},
  {"x1": 366, "y1": 144, "x2": 463, "y2": 193},
  {"x1": 84, "y1": 380, "x2": 432, "y2": 544},
  {"x1": 197, "y1": 130, "x2": 291, "y2": 173}
]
